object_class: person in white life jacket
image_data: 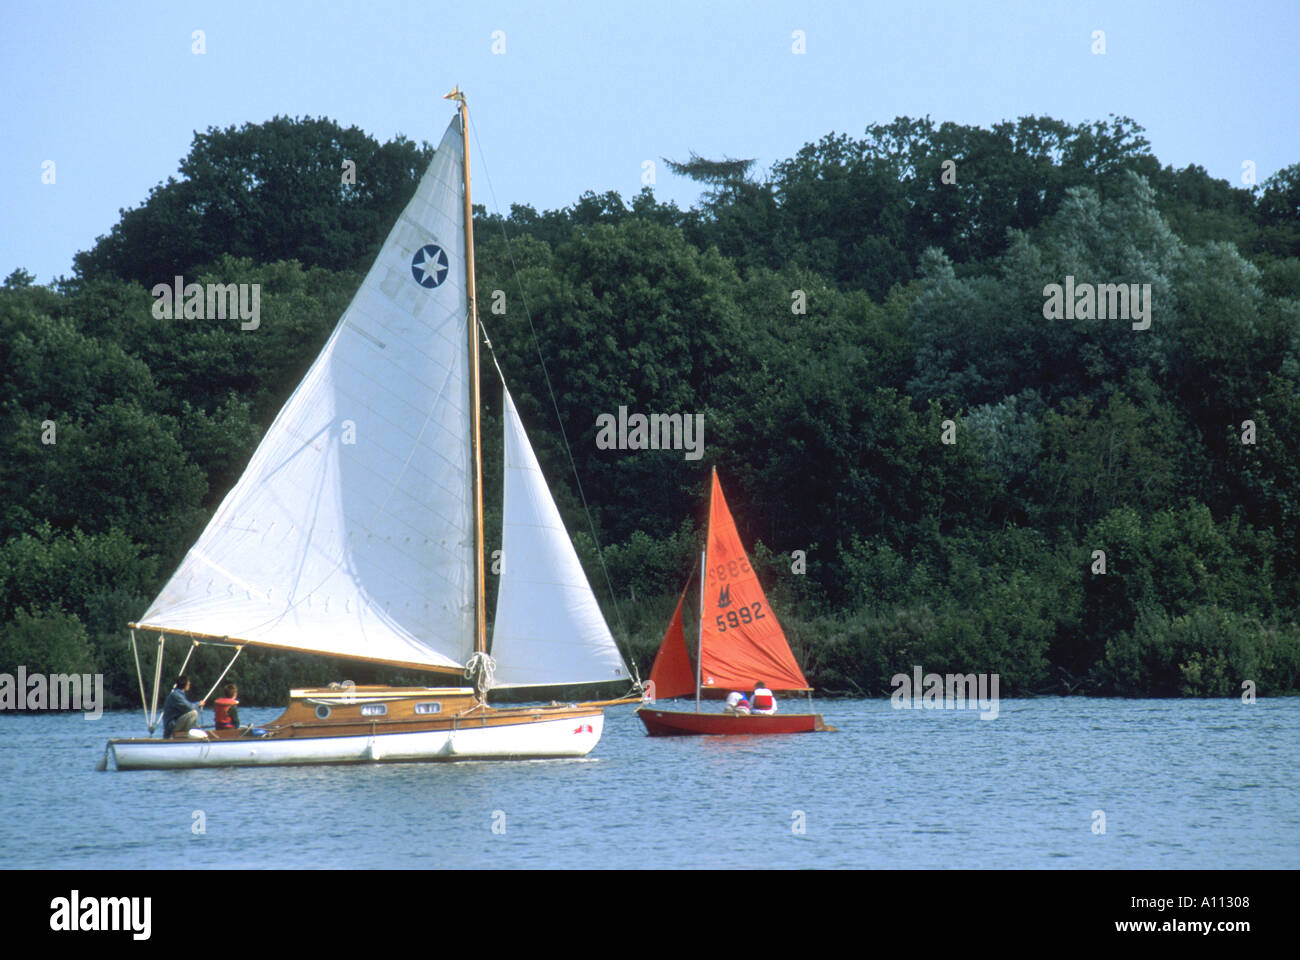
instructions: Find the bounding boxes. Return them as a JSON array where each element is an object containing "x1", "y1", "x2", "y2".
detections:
[
  {"x1": 724, "y1": 691, "x2": 751, "y2": 715},
  {"x1": 751, "y1": 681, "x2": 777, "y2": 714}
]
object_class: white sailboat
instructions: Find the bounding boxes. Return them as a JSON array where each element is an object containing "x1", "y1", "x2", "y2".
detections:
[{"x1": 103, "y1": 90, "x2": 636, "y2": 770}]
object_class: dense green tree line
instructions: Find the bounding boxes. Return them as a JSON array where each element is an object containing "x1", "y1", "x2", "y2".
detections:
[{"x1": 2, "y1": 112, "x2": 1298, "y2": 709}]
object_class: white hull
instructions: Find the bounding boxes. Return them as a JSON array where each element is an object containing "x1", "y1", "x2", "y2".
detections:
[{"x1": 107, "y1": 712, "x2": 604, "y2": 770}]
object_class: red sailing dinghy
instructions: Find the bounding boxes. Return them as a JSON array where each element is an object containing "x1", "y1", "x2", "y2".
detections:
[{"x1": 636, "y1": 470, "x2": 833, "y2": 736}]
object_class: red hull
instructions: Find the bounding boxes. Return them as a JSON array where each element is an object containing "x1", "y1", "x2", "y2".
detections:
[{"x1": 637, "y1": 707, "x2": 830, "y2": 736}]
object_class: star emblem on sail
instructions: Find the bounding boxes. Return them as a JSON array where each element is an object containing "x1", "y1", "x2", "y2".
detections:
[{"x1": 411, "y1": 243, "x2": 449, "y2": 287}]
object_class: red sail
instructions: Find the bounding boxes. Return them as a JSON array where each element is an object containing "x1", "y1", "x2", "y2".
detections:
[
  {"x1": 647, "y1": 586, "x2": 696, "y2": 700},
  {"x1": 699, "y1": 470, "x2": 809, "y2": 694}
]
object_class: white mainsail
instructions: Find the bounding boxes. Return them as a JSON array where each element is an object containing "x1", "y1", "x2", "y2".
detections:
[
  {"x1": 138, "y1": 117, "x2": 476, "y2": 671},
  {"x1": 490, "y1": 388, "x2": 629, "y2": 688}
]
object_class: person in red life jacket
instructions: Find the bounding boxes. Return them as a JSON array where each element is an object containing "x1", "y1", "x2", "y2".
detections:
[
  {"x1": 724, "y1": 691, "x2": 751, "y2": 715},
  {"x1": 213, "y1": 683, "x2": 241, "y2": 731},
  {"x1": 751, "y1": 681, "x2": 777, "y2": 714}
]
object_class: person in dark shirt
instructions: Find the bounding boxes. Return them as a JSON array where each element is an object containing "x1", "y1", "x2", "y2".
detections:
[{"x1": 161, "y1": 675, "x2": 204, "y2": 737}]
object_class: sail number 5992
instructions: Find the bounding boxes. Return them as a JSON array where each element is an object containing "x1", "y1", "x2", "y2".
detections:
[{"x1": 716, "y1": 603, "x2": 765, "y2": 631}]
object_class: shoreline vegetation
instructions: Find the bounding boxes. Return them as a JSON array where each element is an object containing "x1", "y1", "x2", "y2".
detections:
[{"x1": 3, "y1": 113, "x2": 1298, "y2": 709}]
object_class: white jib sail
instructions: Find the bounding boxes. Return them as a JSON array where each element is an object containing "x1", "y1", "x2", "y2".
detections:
[
  {"x1": 138, "y1": 117, "x2": 475, "y2": 670},
  {"x1": 490, "y1": 388, "x2": 629, "y2": 688}
]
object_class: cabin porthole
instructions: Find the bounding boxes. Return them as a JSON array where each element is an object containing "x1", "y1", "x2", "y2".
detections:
[
  {"x1": 315, "y1": 704, "x2": 332, "y2": 719},
  {"x1": 414, "y1": 702, "x2": 442, "y2": 715},
  {"x1": 360, "y1": 703, "x2": 388, "y2": 717}
]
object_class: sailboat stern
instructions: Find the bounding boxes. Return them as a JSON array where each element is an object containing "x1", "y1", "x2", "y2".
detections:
[{"x1": 444, "y1": 706, "x2": 603, "y2": 758}]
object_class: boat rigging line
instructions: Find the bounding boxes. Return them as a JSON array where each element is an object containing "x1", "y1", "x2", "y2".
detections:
[
  {"x1": 467, "y1": 113, "x2": 641, "y2": 692},
  {"x1": 128, "y1": 628, "x2": 244, "y2": 733},
  {"x1": 149, "y1": 633, "x2": 165, "y2": 732},
  {"x1": 201, "y1": 645, "x2": 245, "y2": 704},
  {"x1": 463, "y1": 650, "x2": 496, "y2": 700}
]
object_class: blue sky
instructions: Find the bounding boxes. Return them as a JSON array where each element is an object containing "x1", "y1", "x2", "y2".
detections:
[{"x1": 3, "y1": 0, "x2": 1297, "y2": 283}]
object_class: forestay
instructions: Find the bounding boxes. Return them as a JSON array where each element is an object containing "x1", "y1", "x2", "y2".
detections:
[{"x1": 137, "y1": 117, "x2": 476, "y2": 671}]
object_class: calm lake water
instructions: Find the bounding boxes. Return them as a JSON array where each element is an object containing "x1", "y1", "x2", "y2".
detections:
[{"x1": 2, "y1": 697, "x2": 1296, "y2": 869}]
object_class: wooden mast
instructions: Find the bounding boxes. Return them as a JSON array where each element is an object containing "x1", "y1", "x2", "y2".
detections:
[{"x1": 445, "y1": 86, "x2": 487, "y2": 659}]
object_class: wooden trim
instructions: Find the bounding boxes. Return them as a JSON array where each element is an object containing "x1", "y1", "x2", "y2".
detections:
[
  {"x1": 289, "y1": 685, "x2": 473, "y2": 699},
  {"x1": 573, "y1": 694, "x2": 643, "y2": 708}
]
